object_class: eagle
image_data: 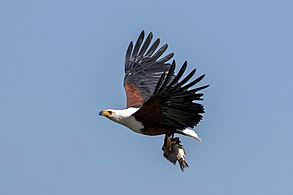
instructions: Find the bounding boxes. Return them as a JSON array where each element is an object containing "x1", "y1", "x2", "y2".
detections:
[{"x1": 99, "y1": 31, "x2": 209, "y2": 171}]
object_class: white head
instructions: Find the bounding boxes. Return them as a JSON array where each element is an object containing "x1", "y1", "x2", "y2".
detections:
[
  {"x1": 99, "y1": 107, "x2": 143, "y2": 133},
  {"x1": 99, "y1": 108, "x2": 139, "y2": 122}
]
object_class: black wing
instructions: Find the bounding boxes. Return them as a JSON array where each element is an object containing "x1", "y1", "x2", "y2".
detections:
[
  {"x1": 133, "y1": 61, "x2": 209, "y2": 130},
  {"x1": 124, "y1": 31, "x2": 174, "y2": 108}
]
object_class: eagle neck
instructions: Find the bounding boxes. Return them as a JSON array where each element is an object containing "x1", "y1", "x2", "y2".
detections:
[{"x1": 112, "y1": 107, "x2": 144, "y2": 133}]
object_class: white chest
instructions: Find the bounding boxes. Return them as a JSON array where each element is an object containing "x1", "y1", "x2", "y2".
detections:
[{"x1": 118, "y1": 116, "x2": 144, "y2": 134}]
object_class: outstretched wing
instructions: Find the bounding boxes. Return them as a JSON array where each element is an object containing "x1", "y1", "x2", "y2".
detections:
[
  {"x1": 124, "y1": 31, "x2": 174, "y2": 108},
  {"x1": 133, "y1": 61, "x2": 209, "y2": 130}
]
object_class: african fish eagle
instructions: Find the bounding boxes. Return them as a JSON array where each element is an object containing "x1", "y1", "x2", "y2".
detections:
[{"x1": 99, "y1": 31, "x2": 209, "y2": 171}]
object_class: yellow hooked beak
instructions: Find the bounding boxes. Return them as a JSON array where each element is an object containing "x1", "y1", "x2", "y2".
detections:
[{"x1": 99, "y1": 110, "x2": 112, "y2": 117}]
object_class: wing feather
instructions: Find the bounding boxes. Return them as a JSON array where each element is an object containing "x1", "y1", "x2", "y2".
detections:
[
  {"x1": 132, "y1": 31, "x2": 144, "y2": 59},
  {"x1": 138, "y1": 32, "x2": 153, "y2": 57},
  {"x1": 124, "y1": 31, "x2": 174, "y2": 108},
  {"x1": 158, "y1": 53, "x2": 174, "y2": 63},
  {"x1": 124, "y1": 41, "x2": 133, "y2": 71},
  {"x1": 133, "y1": 61, "x2": 209, "y2": 130},
  {"x1": 145, "y1": 38, "x2": 160, "y2": 57},
  {"x1": 151, "y1": 44, "x2": 168, "y2": 61}
]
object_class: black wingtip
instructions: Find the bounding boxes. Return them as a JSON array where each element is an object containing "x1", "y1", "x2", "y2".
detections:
[
  {"x1": 146, "y1": 38, "x2": 160, "y2": 57},
  {"x1": 139, "y1": 31, "x2": 144, "y2": 39},
  {"x1": 158, "y1": 53, "x2": 174, "y2": 63},
  {"x1": 182, "y1": 61, "x2": 188, "y2": 71},
  {"x1": 183, "y1": 60, "x2": 187, "y2": 65},
  {"x1": 198, "y1": 84, "x2": 210, "y2": 90},
  {"x1": 137, "y1": 31, "x2": 154, "y2": 57},
  {"x1": 125, "y1": 41, "x2": 133, "y2": 66},
  {"x1": 171, "y1": 60, "x2": 176, "y2": 66},
  {"x1": 148, "y1": 31, "x2": 153, "y2": 38},
  {"x1": 132, "y1": 31, "x2": 145, "y2": 59},
  {"x1": 150, "y1": 44, "x2": 168, "y2": 61},
  {"x1": 173, "y1": 68, "x2": 196, "y2": 89}
]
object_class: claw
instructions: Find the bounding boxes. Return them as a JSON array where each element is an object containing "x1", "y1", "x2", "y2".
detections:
[{"x1": 178, "y1": 158, "x2": 189, "y2": 171}]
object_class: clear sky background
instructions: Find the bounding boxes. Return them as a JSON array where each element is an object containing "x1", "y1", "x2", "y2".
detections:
[{"x1": 1, "y1": 0, "x2": 292, "y2": 194}]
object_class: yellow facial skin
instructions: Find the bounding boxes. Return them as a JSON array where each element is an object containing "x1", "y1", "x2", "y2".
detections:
[{"x1": 99, "y1": 110, "x2": 112, "y2": 117}]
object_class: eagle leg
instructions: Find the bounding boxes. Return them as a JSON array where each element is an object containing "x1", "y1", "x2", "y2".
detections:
[
  {"x1": 162, "y1": 134, "x2": 170, "y2": 151},
  {"x1": 164, "y1": 134, "x2": 174, "y2": 152},
  {"x1": 163, "y1": 134, "x2": 179, "y2": 152}
]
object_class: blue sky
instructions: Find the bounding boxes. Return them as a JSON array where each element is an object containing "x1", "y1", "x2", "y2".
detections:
[{"x1": 1, "y1": 0, "x2": 293, "y2": 194}]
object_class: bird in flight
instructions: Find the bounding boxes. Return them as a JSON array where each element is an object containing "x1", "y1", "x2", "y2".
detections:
[{"x1": 99, "y1": 31, "x2": 209, "y2": 171}]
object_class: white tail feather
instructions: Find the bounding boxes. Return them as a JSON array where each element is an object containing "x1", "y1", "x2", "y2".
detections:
[{"x1": 180, "y1": 129, "x2": 202, "y2": 142}]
